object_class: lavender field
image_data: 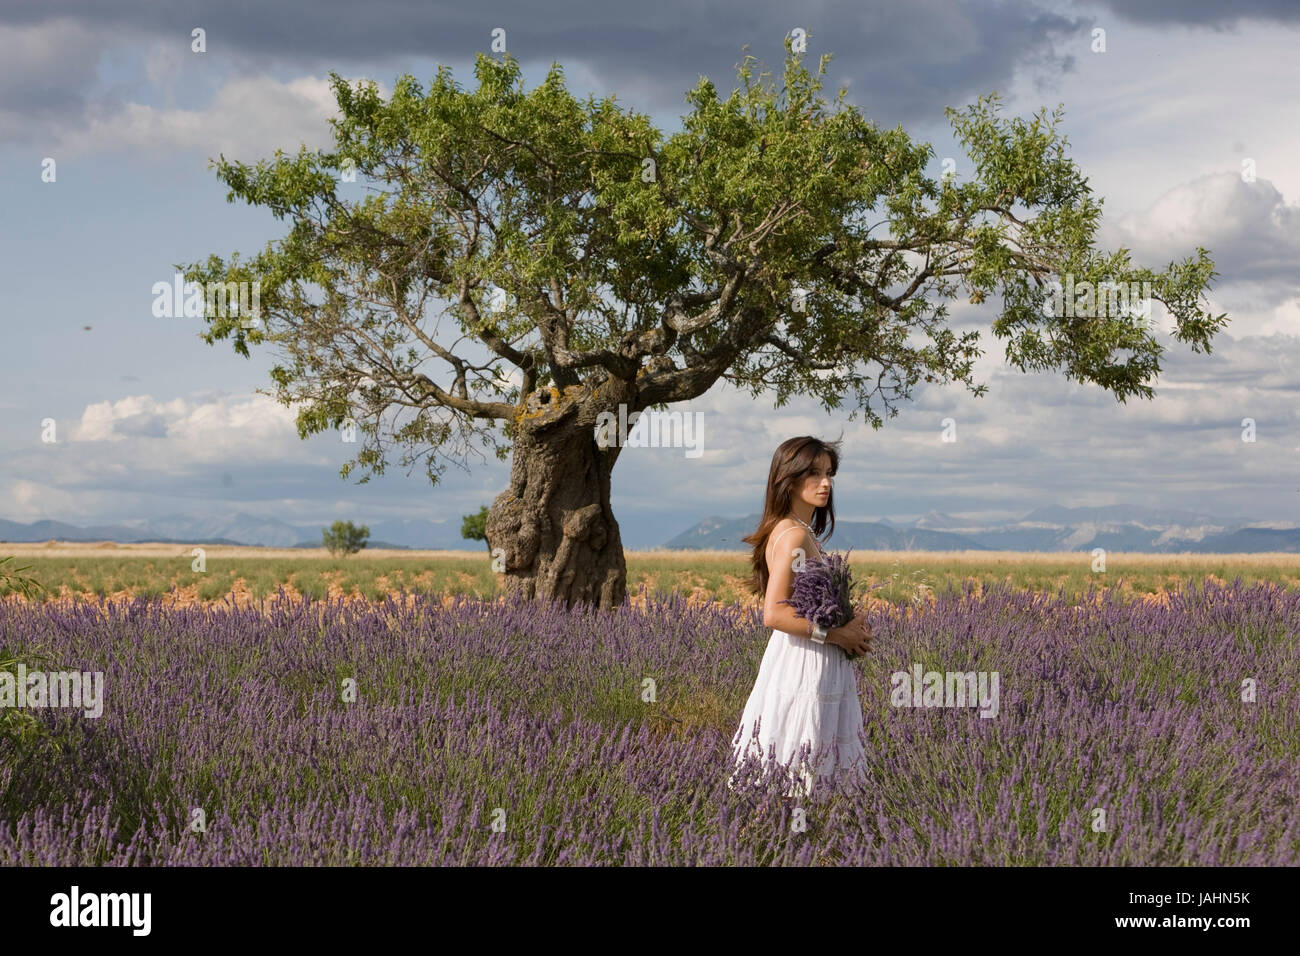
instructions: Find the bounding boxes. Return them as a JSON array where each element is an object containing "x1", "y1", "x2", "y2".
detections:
[{"x1": 1, "y1": 578, "x2": 1297, "y2": 865}]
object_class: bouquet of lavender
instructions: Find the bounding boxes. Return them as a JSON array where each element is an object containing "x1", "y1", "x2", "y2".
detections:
[{"x1": 779, "y1": 548, "x2": 880, "y2": 659}]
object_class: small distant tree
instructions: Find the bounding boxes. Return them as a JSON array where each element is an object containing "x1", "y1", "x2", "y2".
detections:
[
  {"x1": 461, "y1": 506, "x2": 490, "y2": 550},
  {"x1": 322, "y1": 520, "x2": 369, "y2": 557}
]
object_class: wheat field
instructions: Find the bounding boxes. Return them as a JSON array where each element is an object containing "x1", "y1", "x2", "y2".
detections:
[{"x1": 2, "y1": 541, "x2": 1297, "y2": 609}]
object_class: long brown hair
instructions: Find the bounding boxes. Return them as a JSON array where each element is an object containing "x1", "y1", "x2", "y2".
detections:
[{"x1": 743, "y1": 434, "x2": 843, "y2": 597}]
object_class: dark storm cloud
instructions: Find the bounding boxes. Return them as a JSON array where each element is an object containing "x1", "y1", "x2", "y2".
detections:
[
  {"x1": 0, "y1": 17, "x2": 104, "y2": 116},
  {"x1": 1080, "y1": 0, "x2": 1300, "y2": 27},
  {"x1": 2, "y1": 0, "x2": 1093, "y2": 139}
]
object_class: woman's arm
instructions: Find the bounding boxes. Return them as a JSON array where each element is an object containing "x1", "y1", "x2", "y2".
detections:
[
  {"x1": 762, "y1": 523, "x2": 833, "y2": 638},
  {"x1": 762, "y1": 522, "x2": 872, "y2": 655}
]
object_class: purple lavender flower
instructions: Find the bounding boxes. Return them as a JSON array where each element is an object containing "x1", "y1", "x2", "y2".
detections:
[
  {"x1": 779, "y1": 549, "x2": 866, "y2": 657},
  {"x1": 3, "y1": 575, "x2": 1296, "y2": 865}
]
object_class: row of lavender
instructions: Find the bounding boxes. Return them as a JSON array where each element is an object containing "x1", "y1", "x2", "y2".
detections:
[{"x1": 1, "y1": 578, "x2": 1297, "y2": 864}]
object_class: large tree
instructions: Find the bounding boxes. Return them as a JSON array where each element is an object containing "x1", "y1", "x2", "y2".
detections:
[{"x1": 184, "y1": 44, "x2": 1228, "y2": 610}]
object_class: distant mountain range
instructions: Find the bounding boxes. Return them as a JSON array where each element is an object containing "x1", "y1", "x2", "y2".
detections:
[
  {"x1": 3, "y1": 505, "x2": 1299, "y2": 553},
  {"x1": 0, "y1": 513, "x2": 473, "y2": 551},
  {"x1": 663, "y1": 505, "x2": 1300, "y2": 554}
]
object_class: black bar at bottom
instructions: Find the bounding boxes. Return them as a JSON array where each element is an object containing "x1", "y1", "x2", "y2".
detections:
[{"x1": 0, "y1": 864, "x2": 1283, "y2": 941}]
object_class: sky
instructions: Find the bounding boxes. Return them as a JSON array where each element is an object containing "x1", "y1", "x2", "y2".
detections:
[{"x1": 2, "y1": 0, "x2": 1298, "y2": 549}]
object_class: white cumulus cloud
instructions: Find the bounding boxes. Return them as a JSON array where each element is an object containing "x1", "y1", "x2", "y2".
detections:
[
  {"x1": 68, "y1": 392, "x2": 308, "y2": 466},
  {"x1": 53, "y1": 73, "x2": 388, "y2": 162}
]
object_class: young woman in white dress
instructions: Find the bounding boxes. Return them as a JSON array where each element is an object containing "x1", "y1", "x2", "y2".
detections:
[{"x1": 728, "y1": 436, "x2": 873, "y2": 802}]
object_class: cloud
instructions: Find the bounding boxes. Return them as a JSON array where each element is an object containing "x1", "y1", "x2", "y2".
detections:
[
  {"x1": 1102, "y1": 173, "x2": 1300, "y2": 324},
  {"x1": 1079, "y1": 0, "x2": 1300, "y2": 27},
  {"x1": 52, "y1": 74, "x2": 363, "y2": 161},
  {"x1": 0, "y1": 10, "x2": 387, "y2": 159},
  {"x1": 67, "y1": 392, "x2": 306, "y2": 465},
  {"x1": 1, "y1": 477, "x2": 111, "y2": 521},
  {"x1": 0, "y1": 0, "x2": 1090, "y2": 150},
  {"x1": 1108, "y1": 173, "x2": 1300, "y2": 280},
  {"x1": 0, "y1": 388, "x2": 508, "y2": 526},
  {"x1": 0, "y1": 18, "x2": 108, "y2": 142}
]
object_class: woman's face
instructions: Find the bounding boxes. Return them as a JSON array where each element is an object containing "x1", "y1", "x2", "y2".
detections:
[{"x1": 796, "y1": 453, "x2": 833, "y2": 510}]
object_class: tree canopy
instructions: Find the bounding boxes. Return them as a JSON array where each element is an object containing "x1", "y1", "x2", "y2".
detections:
[
  {"x1": 180, "y1": 40, "x2": 1232, "y2": 610},
  {"x1": 183, "y1": 42, "x2": 1227, "y2": 493}
]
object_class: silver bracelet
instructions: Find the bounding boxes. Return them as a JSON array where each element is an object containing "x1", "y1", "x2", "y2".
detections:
[{"x1": 810, "y1": 624, "x2": 828, "y2": 644}]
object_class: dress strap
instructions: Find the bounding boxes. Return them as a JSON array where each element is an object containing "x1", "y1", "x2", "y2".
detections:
[{"x1": 768, "y1": 523, "x2": 820, "y2": 557}]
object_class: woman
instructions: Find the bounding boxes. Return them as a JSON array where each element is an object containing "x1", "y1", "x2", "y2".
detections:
[{"x1": 728, "y1": 435, "x2": 873, "y2": 802}]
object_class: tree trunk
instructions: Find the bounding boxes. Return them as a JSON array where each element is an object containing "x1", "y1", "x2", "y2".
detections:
[{"x1": 485, "y1": 382, "x2": 631, "y2": 610}]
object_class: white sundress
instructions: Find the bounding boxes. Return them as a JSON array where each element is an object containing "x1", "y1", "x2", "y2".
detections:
[{"x1": 728, "y1": 525, "x2": 867, "y2": 799}]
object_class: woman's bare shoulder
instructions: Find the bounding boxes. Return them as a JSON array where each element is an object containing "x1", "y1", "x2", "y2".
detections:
[
  {"x1": 765, "y1": 519, "x2": 805, "y2": 555},
  {"x1": 766, "y1": 518, "x2": 800, "y2": 538}
]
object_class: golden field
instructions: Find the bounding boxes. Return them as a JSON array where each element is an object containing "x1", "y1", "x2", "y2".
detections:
[{"x1": 1, "y1": 540, "x2": 1297, "y2": 610}]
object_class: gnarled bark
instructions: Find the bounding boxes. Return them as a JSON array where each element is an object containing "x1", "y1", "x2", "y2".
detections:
[{"x1": 485, "y1": 380, "x2": 633, "y2": 610}]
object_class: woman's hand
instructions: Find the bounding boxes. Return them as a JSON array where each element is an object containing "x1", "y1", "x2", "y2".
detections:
[{"x1": 831, "y1": 612, "x2": 872, "y2": 658}]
